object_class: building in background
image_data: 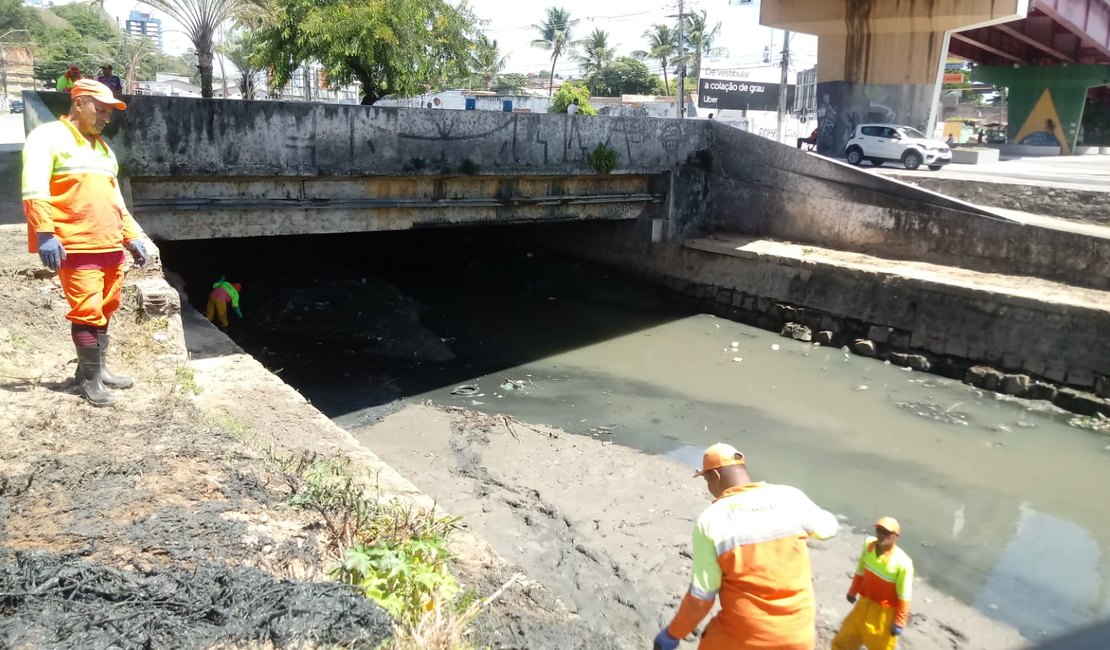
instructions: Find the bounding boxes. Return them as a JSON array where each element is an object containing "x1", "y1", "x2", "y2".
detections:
[
  {"x1": 126, "y1": 10, "x2": 163, "y2": 52},
  {"x1": 794, "y1": 67, "x2": 817, "y2": 121}
]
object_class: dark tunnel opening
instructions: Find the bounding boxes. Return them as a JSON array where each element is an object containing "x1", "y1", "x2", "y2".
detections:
[{"x1": 157, "y1": 224, "x2": 695, "y2": 418}]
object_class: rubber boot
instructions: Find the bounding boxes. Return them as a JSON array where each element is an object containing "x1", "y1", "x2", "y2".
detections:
[
  {"x1": 75, "y1": 345, "x2": 116, "y2": 407},
  {"x1": 97, "y1": 334, "x2": 134, "y2": 389}
]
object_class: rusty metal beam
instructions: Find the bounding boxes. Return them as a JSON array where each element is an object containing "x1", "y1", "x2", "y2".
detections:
[
  {"x1": 996, "y1": 23, "x2": 1076, "y2": 61},
  {"x1": 951, "y1": 32, "x2": 1026, "y2": 62}
]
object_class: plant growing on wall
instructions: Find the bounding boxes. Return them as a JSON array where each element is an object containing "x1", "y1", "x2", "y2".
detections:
[
  {"x1": 551, "y1": 81, "x2": 596, "y2": 114},
  {"x1": 588, "y1": 143, "x2": 619, "y2": 174}
]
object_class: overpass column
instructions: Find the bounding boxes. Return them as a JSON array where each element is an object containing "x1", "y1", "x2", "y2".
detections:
[
  {"x1": 974, "y1": 65, "x2": 1110, "y2": 155},
  {"x1": 761, "y1": 1, "x2": 1030, "y2": 156}
]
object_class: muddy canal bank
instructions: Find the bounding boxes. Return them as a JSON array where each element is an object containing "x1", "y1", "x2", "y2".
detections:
[{"x1": 355, "y1": 402, "x2": 1025, "y2": 649}]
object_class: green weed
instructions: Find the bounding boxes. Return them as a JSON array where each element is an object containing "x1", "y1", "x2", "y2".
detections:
[
  {"x1": 588, "y1": 143, "x2": 620, "y2": 174},
  {"x1": 175, "y1": 364, "x2": 202, "y2": 395}
]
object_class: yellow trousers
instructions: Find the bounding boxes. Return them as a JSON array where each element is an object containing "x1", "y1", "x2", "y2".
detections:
[
  {"x1": 205, "y1": 297, "x2": 229, "y2": 329},
  {"x1": 831, "y1": 598, "x2": 898, "y2": 650}
]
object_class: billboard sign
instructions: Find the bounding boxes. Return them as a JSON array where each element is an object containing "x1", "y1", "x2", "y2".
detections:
[{"x1": 697, "y1": 77, "x2": 791, "y2": 112}]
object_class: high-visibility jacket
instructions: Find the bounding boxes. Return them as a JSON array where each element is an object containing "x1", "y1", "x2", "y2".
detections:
[
  {"x1": 22, "y1": 116, "x2": 144, "y2": 255},
  {"x1": 667, "y1": 482, "x2": 839, "y2": 648},
  {"x1": 211, "y1": 280, "x2": 240, "y2": 308},
  {"x1": 847, "y1": 537, "x2": 914, "y2": 627}
]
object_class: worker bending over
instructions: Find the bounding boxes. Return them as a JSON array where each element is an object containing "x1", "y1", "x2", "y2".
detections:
[
  {"x1": 656, "y1": 443, "x2": 839, "y2": 650},
  {"x1": 206, "y1": 277, "x2": 242, "y2": 330},
  {"x1": 831, "y1": 517, "x2": 914, "y2": 650}
]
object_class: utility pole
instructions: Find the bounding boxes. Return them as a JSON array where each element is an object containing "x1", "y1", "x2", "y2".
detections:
[
  {"x1": 675, "y1": 0, "x2": 685, "y2": 119},
  {"x1": 776, "y1": 30, "x2": 791, "y2": 143}
]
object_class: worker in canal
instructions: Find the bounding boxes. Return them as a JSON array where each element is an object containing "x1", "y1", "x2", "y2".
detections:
[
  {"x1": 654, "y1": 443, "x2": 839, "y2": 650},
  {"x1": 831, "y1": 517, "x2": 914, "y2": 650},
  {"x1": 206, "y1": 277, "x2": 243, "y2": 330},
  {"x1": 23, "y1": 79, "x2": 150, "y2": 407}
]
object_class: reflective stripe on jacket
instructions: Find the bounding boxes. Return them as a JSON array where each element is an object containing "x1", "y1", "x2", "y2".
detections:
[
  {"x1": 22, "y1": 116, "x2": 144, "y2": 254},
  {"x1": 668, "y1": 482, "x2": 839, "y2": 648},
  {"x1": 847, "y1": 537, "x2": 914, "y2": 627}
]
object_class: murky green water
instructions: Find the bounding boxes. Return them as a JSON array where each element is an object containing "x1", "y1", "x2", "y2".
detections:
[
  {"x1": 400, "y1": 310, "x2": 1110, "y2": 641},
  {"x1": 175, "y1": 229, "x2": 1110, "y2": 641}
]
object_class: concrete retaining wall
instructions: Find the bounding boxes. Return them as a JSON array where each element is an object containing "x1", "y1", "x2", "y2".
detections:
[{"x1": 705, "y1": 123, "x2": 1110, "y2": 292}]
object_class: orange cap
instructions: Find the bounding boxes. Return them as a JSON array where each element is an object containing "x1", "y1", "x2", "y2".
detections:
[
  {"x1": 875, "y1": 516, "x2": 901, "y2": 535},
  {"x1": 71, "y1": 79, "x2": 126, "y2": 110},
  {"x1": 692, "y1": 442, "x2": 745, "y2": 478}
]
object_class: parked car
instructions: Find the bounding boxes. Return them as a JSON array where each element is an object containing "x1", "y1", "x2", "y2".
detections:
[
  {"x1": 844, "y1": 123, "x2": 951, "y2": 170},
  {"x1": 9, "y1": 99, "x2": 23, "y2": 114}
]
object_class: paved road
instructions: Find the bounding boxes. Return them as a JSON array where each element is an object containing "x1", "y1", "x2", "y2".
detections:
[{"x1": 874, "y1": 155, "x2": 1110, "y2": 192}]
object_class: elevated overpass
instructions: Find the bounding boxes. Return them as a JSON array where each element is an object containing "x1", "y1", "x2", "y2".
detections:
[{"x1": 762, "y1": 0, "x2": 1110, "y2": 155}]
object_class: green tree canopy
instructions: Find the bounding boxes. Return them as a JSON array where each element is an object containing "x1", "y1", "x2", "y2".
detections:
[
  {"x1": 492, "y1": 72, "x2": 530, "y2": 94},
  {"x1": 49, "y1": 4, "x2": 116, "y2": 42},
  {"x1": 587, "y1": 57, "x2": 663, "y2": 97},
  {"x1": 531, "y1": 6, "x2": 571, "y2": 97},
  {"x1": 632, "y1": 24, "x2": 676, "y2": 94},
  {"x1": 252, "y1": 0, "x2": 478, "y2": 105},
  {"x1": 574, "y1": 27, "x2": 613, "y2": 77},
  {"x1": 472, "y1": 33, "x2": 508, "y2": 90},
  {"x1": 551, "y1": 81, "x2": 595, "y2": 114},
  {"x1": 684, "y1": 10, "x2": 726, "y2": 80}
]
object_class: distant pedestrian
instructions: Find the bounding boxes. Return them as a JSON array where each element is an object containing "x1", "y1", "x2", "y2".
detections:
[
  {"x1": 56, "y1": 64, "x2": 82, "y2": 93},
  {"x1": 707, "y1": 113, "x2": 714, "y2": 120},
  {"x1": 654, "y1": 443, "x2": 838, "y2": 650},
  {"x1": 945, "y1": 135, "x2": 956, "y2": 148},
  {"x1": 797, "y1": 127, "x2": 819, "y2": 150},
  {"x1": 567, "y1": 98, "x2": 580, "y2": 115},
  {"x1": 831, "y1": 517, "x2": 914, "y2": 650},
  {"x1": 206, "y1": 278, "x2": 243, "y2": 330},
  {"x1": 426, "y1": 101, "x2": 433, "y2": 108},
  {"x1": 97, "y1": 64, "x2": 123, "y2": 96},
  {"x1": 977, "y1": 130, "x2": 984, "y2": 144}
]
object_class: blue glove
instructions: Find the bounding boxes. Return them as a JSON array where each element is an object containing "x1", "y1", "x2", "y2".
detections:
[
  {"x1": 126, "y1": 239, "x2": 148, "y2": 268},
  {"x1": 37, "y1": 233, "x2": 66, "y2": 271},
  {"x1": 234, "y1": 306, "x2": 243, "y2": 319},
  {"x1": 653, "y1": 628, "x2": 680, "y2": 650},
  {"x1": 892, "y1": 625, "x2": 903, "y2": 637}
]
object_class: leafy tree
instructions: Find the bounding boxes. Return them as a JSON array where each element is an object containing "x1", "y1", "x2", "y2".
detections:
[
  {"x1": 253, "y1": 0, "x2": 478, "y2": 105},
  {"x1": 633, "y1": 24, "x2": 676, "y2": 94},
  {"x1": 492, "y1": 72, "x2": 530, "y2": 94},
  {"x1": 220, "y1": 29, "x2": 263, "y2": 99},
  {"x1": 551, "y1": 81, "x2": 595, "y2": 114},
  {"x1": 684, "y1": 10, "x2": 726, "y2": 80},
  {"x1": 143, "y1": 0, "x2": 248, "y2": 98},
  {"x1": 574, "y1": 27, "x2": 613, "y2": 77},
  {"x1": 472, "y1": 33, "x2": 507, "y2": 90},
  {"x1": 0, "y1": 0, "x2": 39, "y2": 40},
  {"x1": 587, "y1": 57, "x2": 662, "y2": 97},
  {"x1": 531, "y1": 6, "x2": 571, "y2": 97},
  {"x1": 33, "y1": 27, "x2": 99, "y2": 87},
  {"x1": 49, "y1": 4, "x2": 116, "y2": 42}
]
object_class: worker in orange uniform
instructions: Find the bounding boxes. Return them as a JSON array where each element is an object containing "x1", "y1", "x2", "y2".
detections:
[
  {"x1": 206, "y1": 277, "x2": 243, "y2": 329},
  {"x1": 23, "y1": 79, "x2": 149, "y2": 407},
  {"x1": 831, "y1": 517, "x2": 914, "y2": 650},
  {"x1": 655, "y1": 443, "x2": 839, "y2": 650}
]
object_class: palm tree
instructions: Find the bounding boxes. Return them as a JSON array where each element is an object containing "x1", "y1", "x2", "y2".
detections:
[
  {"x1": 142, "y1": 0, "x2": 247, "y2": 98},
  {"x1": 574, "y1": 28, "x2": 614, "y2": 77},
  {"x1": 684, "y1": 10, "x2": 727, "y2": 80},
  {"x1": 633, "y1": 24, "x2": 677, "y2": 93},
  {"x1": 221, "y1": 30, "x2": 263, "y2": 99},
  {"x1": 473, "y1": 33, "x2": 508, "y2": 90},
  {"x1": 531, "y1": 6, "x2": 572, "y2": 97}
]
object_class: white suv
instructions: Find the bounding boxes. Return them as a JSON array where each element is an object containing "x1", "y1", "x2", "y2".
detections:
[{"x1": 844, "y1": 124, "x2": 951, "y2": 171}]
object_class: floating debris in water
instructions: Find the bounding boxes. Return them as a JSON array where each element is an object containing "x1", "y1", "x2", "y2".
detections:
[
  {"x1": 451, "y1": 384, "x2": 481, "y2": 396},
  {"x1": 732, "y1": 357, "x2": 743, "y2": 363},
  {"x1": 730, "y1": 341, "x2": 740, "y2": 348},
  {"x1": 854, "y1": 385, "x2": 869, "y2": 391},
  {"x1": 771, "y1": 344, "x2": 780, "y2": 351},
  {"x1": 898, "y1": 401, "x2": 970, "y2": 426}
]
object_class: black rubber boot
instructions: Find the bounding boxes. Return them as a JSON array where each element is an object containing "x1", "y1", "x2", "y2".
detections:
[
  {"x1": 97, "y1": 334, "x2": 134, "y2": 389},
  {"x1": 75, "y1": 345, "x2": 116, "y2": 407}
]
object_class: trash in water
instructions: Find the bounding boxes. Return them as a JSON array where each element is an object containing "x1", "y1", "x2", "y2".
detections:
[
  {"x1": 854, "y1": 385, "x2": 869, "y2": 391},
  {"x1": 771, "y1": 344, "x2": 780, "y2": 351},
  {"x1": 730, "y1": 341, "x2": 740, "y2": 348},
  {"x1": 501, "y1": 378, "x2": 534, "y2": 392},
  {"x1": 451, "y1": 384, "x2": 481, "y2": 396},
  {"x1": 732, "y1": 357, "x2": 743, "y2": 363},
  {"x1": 471, "y1": 400, "x2": 484, "y2": 406}
]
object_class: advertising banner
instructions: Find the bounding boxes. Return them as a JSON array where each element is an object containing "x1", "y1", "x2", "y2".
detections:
[{"x1": 697, "y1": 77, "x2": 792, "y2": 112}]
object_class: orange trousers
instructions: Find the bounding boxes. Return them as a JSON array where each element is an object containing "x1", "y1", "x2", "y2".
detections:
[
  {"x1": 831, "y1": 598, "x2": 898, "y2": 650},
  {"x1": 205, "y1": 297, "x2": 229, "y2": 329},
  {"x1": 697, "y1": 616, "x2": 814, "y2": 650},
  {"x1": 57, "y1": 261, "x2": 124, "y2": 327}
]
